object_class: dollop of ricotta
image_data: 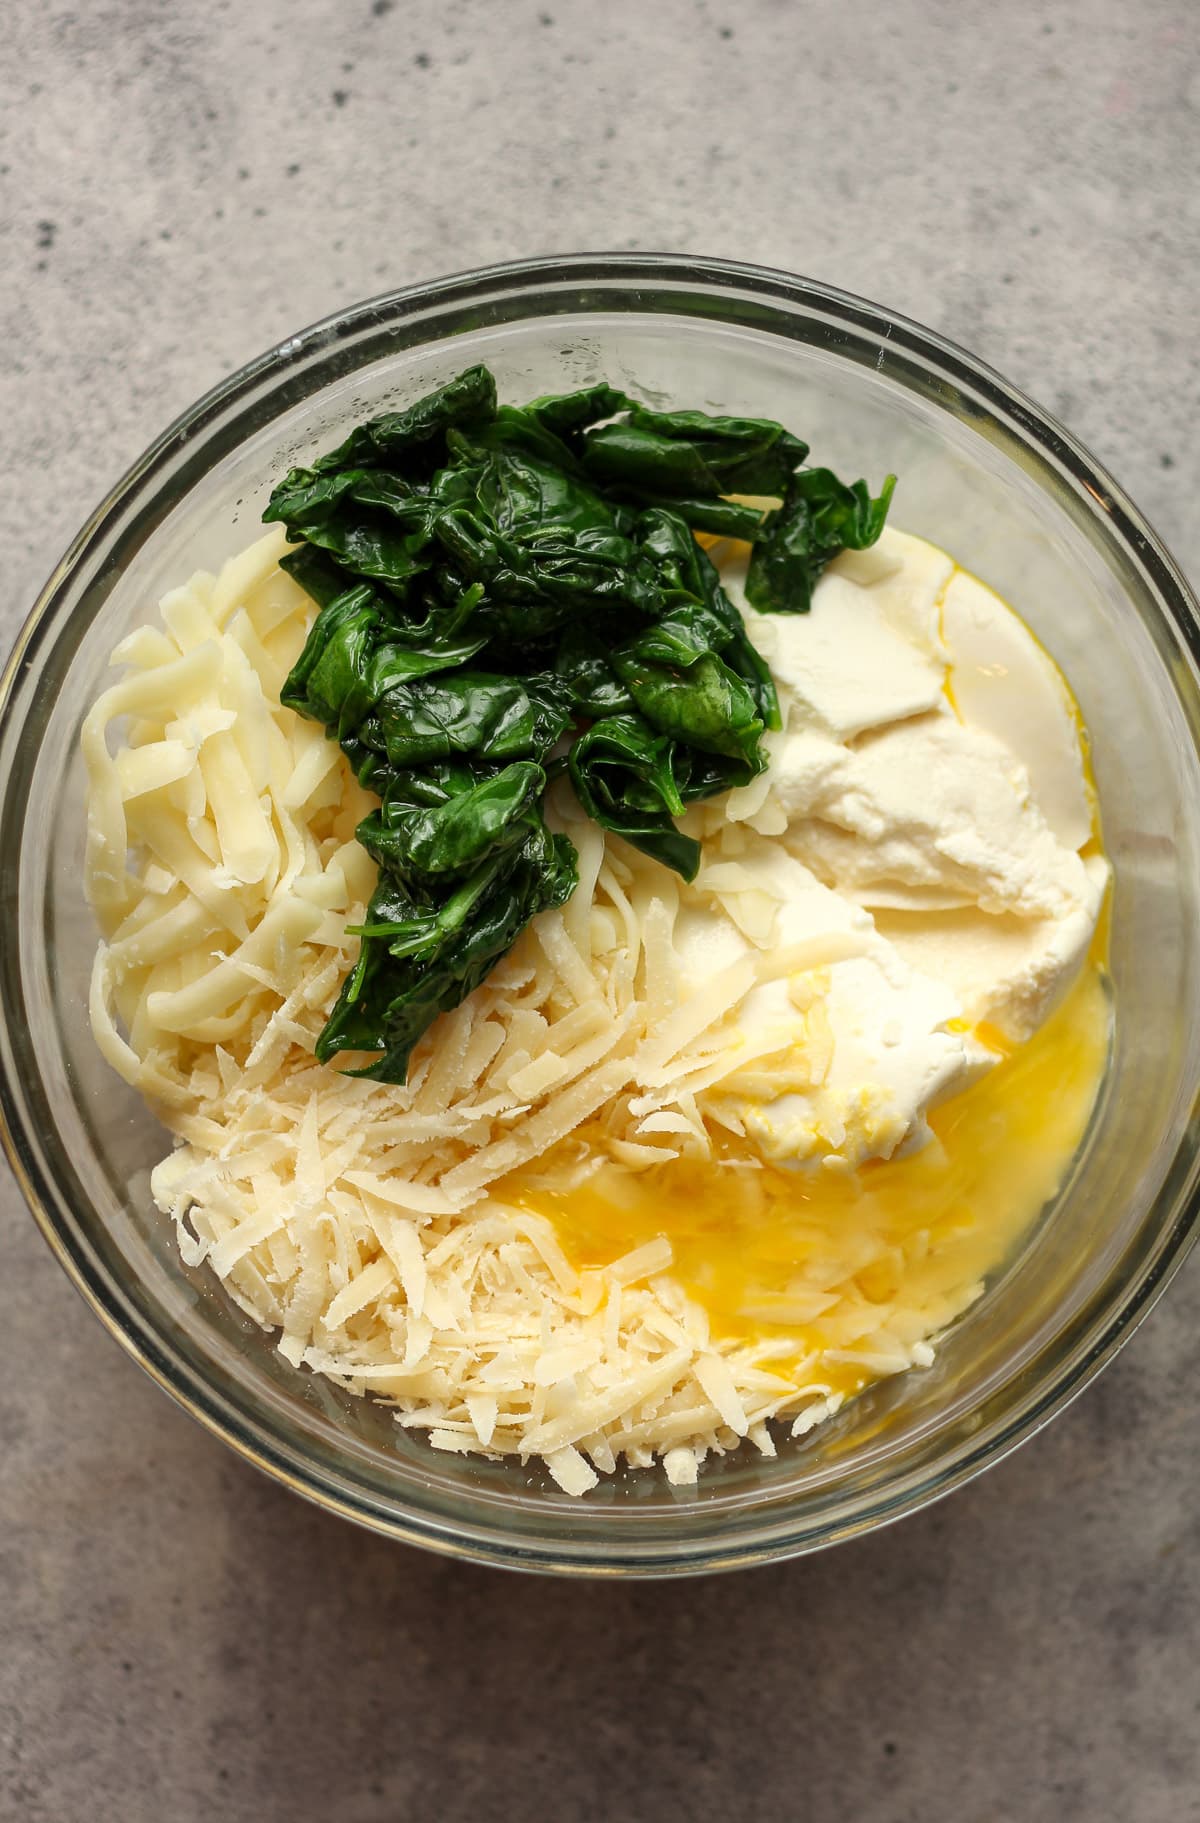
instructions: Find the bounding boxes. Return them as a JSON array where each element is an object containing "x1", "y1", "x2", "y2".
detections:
[{"x1": 681, "y1": 527, "x2": 1106, "y2": 1168}]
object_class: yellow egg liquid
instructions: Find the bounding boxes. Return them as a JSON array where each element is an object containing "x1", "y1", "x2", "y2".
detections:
[{"x1": 514, "y1": 963, "x2": 1110, "y2": 1402}]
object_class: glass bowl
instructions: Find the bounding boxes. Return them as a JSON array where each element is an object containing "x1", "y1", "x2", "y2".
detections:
[{"x1": 2, "y1": 254, "x2": 1199, "y2": 1577}]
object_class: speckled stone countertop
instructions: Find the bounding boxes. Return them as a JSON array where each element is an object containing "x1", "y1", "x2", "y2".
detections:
[{"x1": 2, "y1": 3, "x2": 1198, "y2": 1818}]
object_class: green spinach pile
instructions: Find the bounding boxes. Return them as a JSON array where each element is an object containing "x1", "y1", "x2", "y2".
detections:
[{"x1": 267, "y1": 365, "x2": 894, "y2": 1081}]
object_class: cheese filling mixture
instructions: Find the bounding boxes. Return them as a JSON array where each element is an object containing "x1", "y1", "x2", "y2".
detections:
[{"x1": 84, "y1": 522, "x2": 1109, "y2": 1493}]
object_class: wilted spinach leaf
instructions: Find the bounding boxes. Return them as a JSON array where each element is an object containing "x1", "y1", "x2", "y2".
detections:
[
  {"x1": 321, "y1": 820, "x2": 578, "y2": 1082},
  {"x1": 583, "y1": 406, "x2": 809, "y2": 499},
  {"x1": 554, "y1": 624, "x2": 635, "y2": 717},
  {"x1": 569, "y1": 716, "x2": 700, "y2": 880},
  {"x1": 357, "y1": 760, "x2": 547, "y2": 876},
  {"x1": 307, "y1": 364, "x2": 498, "y2": 478},
  {"x1": 745, "y1": 467, "x2": 897, "y2": 615}
]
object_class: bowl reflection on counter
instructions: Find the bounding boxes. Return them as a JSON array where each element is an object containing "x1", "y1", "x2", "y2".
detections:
[{"x1": 1, "y1": 254, "x2": 1198, "y2": 1576}]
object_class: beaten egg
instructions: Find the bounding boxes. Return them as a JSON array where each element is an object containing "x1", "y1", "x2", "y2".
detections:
[{"x1": 516, "y1": 958, "x2": 1110, "y2": 1405}]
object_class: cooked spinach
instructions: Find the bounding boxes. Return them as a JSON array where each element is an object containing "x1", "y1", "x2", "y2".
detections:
[
  {"x1": 268, "y1": 365, "x2": 894, "y2": 1079},
  {"x1": 582, "y1": 405, "x2": 809, "y2": 499},
  {"x1": 568, "y1": 715, "x2": 700, "y2": 880},
  {"x1": 745, "y1": 467, "x2": 897, "y2": 616}
]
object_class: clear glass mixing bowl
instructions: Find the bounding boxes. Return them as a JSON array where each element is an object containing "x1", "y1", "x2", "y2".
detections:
[{"x1": 2, "y1": 255, "x2": 1198, "y2": 1576}]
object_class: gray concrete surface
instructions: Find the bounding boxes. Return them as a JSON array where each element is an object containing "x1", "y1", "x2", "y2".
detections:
[{"x1": 2, "y1": 1, "x2": 1199, "y2": 1818}]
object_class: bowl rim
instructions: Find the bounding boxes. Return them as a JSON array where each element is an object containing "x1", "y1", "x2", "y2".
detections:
[{"x1": 3, "y1": 250, "x2": 1199, "y2": 1576}]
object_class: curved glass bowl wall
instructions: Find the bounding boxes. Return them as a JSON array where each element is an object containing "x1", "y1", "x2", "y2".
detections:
[{"x1": 2, "y1": 256, "x2": 1199, "y2": 1575}]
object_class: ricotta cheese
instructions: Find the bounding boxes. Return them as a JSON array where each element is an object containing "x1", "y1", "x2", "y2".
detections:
[{"x1": 689, "y1": 526, "x2": 1107, "y2": 1148}]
